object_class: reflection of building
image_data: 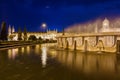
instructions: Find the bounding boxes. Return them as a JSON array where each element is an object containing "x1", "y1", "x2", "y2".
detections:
[
  {"x1": 54, "y1": 51, "x2": 116, "y2": 75},
  {"x1": 8, "y1": 27, "x2": 62, "y2": 41}
]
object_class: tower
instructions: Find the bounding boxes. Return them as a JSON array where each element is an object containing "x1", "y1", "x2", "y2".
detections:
[
  {"x1": 8, "y1": 25, "x2": 11, "y2": 35},
  {"x1": 102, "y1": 18, "x2": 109, "y2": 29},
  {"x1": 12, "y1": 26, "x2": 15, "y2": 33}
]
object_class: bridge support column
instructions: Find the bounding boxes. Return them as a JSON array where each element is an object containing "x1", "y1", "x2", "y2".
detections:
[
  {"x1": 98, "y1": 40, "x2": 104, "y2": 51},
  {"x1": 66, "y1": 38, "x2": 69, "y2": 50},
  {"x1": 72, "y1": 37, "x2": 74, "y2": 46},
  {"x1": 116, "y1": 40, "x2": 120, "y2": 53},
  {"x1": 74, "y1": 40, "x2": 76, "y2": 50},
  {"x1": 84, "y1": 40, "x2": 87, "y2": 52},
  {"x1": 61, "y1": 38, "x2": 63, "y2": 48},
  {"x1": 82, "y1": 36, "x2": 84, "y2": 45},
  {"x1": 57, "y1": 38, "x2": 60, "y2": 46},
  {"x1": 114, "y1": 35, "x2": 117, "y2": 45},
  {"x1": 96, "y1": 36, "x2": 99, "y2": 45}
]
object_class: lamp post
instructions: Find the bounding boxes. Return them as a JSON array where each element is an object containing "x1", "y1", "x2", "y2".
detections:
[
  {"x1": 41, "y1": 23, "x2": 47, "y2": 40},
  {"x1": 41, "y1": 23, "x2": 47, "y2": 33}
]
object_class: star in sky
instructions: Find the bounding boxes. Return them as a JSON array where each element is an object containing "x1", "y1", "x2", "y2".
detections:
[{"x1": 45, "y1": 6, "x2": 50, "y2": 9}]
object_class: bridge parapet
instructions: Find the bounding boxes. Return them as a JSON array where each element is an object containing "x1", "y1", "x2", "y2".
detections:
[{"x1": 57, "y1": 32, "x2": 120, "y2": 53}]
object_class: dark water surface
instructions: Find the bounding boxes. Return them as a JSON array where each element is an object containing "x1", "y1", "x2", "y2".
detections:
[{"x1": 0, "y1": 43, "x2": 120, "y2": 80}]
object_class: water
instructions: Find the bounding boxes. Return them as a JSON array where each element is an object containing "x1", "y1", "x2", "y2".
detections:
[{"x1": 0, "y1": 43, "x2": 120, "y2": 80}]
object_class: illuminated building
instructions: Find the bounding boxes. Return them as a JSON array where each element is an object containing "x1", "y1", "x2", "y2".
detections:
[
  {"x1": 100, "y1": 18, "x2": 120, "y2": 32},
  {"x1": 8, "y1": 28, "x2": 62, "y2": 41}
]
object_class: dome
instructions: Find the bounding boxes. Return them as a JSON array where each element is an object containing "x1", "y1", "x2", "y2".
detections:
[
  {"x1": 101, "y1": 17, "x2": 110, "y2": 32},
  {"x1": 103, "y1": 18, "x2": 109, "y2": 25}
]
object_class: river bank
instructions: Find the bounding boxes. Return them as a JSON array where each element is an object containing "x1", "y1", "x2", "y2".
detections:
[{"x1": 0, "y1": 41, "x2": 57, "y2": 50}]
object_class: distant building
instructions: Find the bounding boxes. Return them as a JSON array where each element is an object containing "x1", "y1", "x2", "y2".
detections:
[
  {"x1": 100, "y1": 18, "x2": 120, "y2": 32},
  {"x1": 8, "y1": 25, "x2": 15, "y2": 41},
  {"x1": 8, "y1": 27, "x2": 62, "y2": 41},
  {"x1": 100, "y1": 18, "x2": 120, "y2": 47}
]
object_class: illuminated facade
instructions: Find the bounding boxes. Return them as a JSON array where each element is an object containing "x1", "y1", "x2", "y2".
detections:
[
  {"x1": 100, "y1": 18, "x2": 120, "y2": 47},
  {"x1": 8, "y1": 25, "x2": 15, "y2": 41},
  {"x1": 8, "y1": 27, "x2": 62, "y2": 41},
  {"x1": 57, "y1": 18, "x2": 120, "y2": 52},
  {"x1": 100, "y1": 18, "x2": 120, "y2": 32}
]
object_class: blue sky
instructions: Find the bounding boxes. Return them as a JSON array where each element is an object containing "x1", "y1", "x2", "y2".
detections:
[{"x1": 0, "y1": 0, "x2": 120, "y2": 32}]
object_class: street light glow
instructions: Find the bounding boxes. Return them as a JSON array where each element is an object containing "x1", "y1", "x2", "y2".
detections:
[{"x1": 42, "y1": 23, "x2": 47, "y2": 28}]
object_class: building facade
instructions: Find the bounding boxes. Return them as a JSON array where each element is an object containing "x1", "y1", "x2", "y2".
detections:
[
  {"x1": 100, "y1": 18, "x2": 120, "y2": 32},
  {"x1": 99, "y1": 18, "x2": 120, "y2": 47},
  {"x1": 8, "y1": 27, "x2": 62, "y2": 41}
]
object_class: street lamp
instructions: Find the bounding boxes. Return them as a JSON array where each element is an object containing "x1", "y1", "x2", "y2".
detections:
[
  {"x1": 41, "y1": 23, "x2": 47, "y2": 32},
  {"x1": 42, "y1": 23, "x2": 47, "y2": 28}
]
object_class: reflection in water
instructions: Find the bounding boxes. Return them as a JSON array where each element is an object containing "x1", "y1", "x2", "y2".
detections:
[
  {"x1": 7, "y1": 45, "x2": 41, "y2": 60},
  {"x1": 49, "y1": 50, "x2": 116, "y2": 75},
  {"x1": 35, "y1": 45, "x2": 41, "y2": 54},
  {"x1": 21, "y1": 47, "x2": 24, "y2": 53},
  {"x1": 49, "y1": 50, "x2": 57, "y2": 58},
  {"x1": 3, "y1": 44, "x2": 120, "y2": 80},
  {"x1": 41, "y1": 45, "x2": 47, "y2": 68},
  {"x1": 6, "y1": 44, "x2": 117, "y2": 75},
  {"x1": 27, "y1": 46, "x2": 30, "y2": 53},
  {"x1": 8, "y1": 48, "x2": 18, "y2": 60}
]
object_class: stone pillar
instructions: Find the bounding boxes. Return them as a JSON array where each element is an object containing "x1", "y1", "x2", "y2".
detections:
[
  {"x1": 66, "y1": 40, "x2": 69, "y2": 50},
  {"x1": 116, "y1": 40, "x2": 120, "y2": 53},
  {"x1": 74, "y1": 40, "x2": 76, "y2": 50},
  {"x1": 65, "y1": 37, "x2": 67, "y2": 49},
  {"x1": 61, "y1": 38, "x2": 63, "y2": 48},
  {"x1": 72, "y1": 37, "x2": 74, "y2": 46},
  {"x1": 84, "y1": 40, "x2": 87, "y2": 52},
  {"x1": 114, "y1": 35, "x2": 117, "y2": 46},
  {"x1": 62, "y1": 38, "x2": 66, "y2": 48},
  {"x1": 82, "y1": 36, "x2": 84, "y2": 45},
  {"x1": 98, "y1": 40, "x2": 104, "y2": 51},
  {"x1": 57, "y1": 38, "x2": 59, "y2": 46},
  {"x1": 96, "y1": 36, "x2": 99, "y2": 45}
]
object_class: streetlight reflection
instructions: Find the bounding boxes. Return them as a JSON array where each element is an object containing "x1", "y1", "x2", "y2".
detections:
[
  {"x1": 8, "y1": 48, "x2": 18, "y2": 60},
  {"x1": 41, "y1": 46, "x2": 47, "y2": 68}
]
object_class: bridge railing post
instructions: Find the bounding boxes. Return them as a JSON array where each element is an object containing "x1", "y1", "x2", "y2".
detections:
[
  {"x1": 82, "y1": 36, "x2": 84, "y2": 46},
  {"x1": 74, "y1": 40, "x2": 76, "y2": 50},
  {"x1": 84, "y1": 40, "x2": 87, "y2": 52},
  {"x1": 66, "y1": 39, "x2": 69, "y2": 50},
  {"x1": 116, "y1": 40, "x2": 120, "y2": 53}
]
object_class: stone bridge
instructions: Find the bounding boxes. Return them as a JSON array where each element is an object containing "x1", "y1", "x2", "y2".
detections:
[{"x1": 57, "y1": 32, "x2": 120, "y2": 53}]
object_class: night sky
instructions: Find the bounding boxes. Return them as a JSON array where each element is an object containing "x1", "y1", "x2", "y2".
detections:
[{"x1": 0, "y1": 0, "x2": 120, "y2": 32}]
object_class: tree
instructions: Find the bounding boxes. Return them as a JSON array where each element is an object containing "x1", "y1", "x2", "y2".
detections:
[
  {"x1": 17, "y1": 27, "x2": 22, "y2": 41},
  {"x1": 0, "y1": 21, "x2": 8, "y2": 40},
  {"x1": 38, "y1": 37, "x2": 42, "y2": 41},
  {"x1": 28, "y1": 35, "x2": 37, "y2": 41},
  {"x1": 23, "y1": 26, "x2": 27, "y2": 41}
]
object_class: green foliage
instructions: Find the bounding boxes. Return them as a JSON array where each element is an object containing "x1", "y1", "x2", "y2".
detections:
[
  {"x1": 18, "y1": 27, "x2": 22, "y2": 41},
  {"x1": 38, "y1": 37, "x2": 42, "y2": 40},
  {"x1": 23, "y1": 26, "x2": 27, "y2": 41},
  {"x1": 0, "y1": 21, "x2": 8, "y2": 40},
  {"x1": 28, "y1": 35, "x2": 37, "y2": 41}
]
